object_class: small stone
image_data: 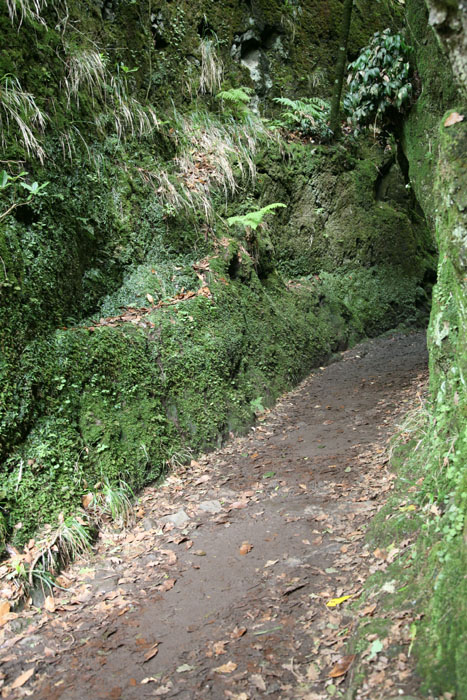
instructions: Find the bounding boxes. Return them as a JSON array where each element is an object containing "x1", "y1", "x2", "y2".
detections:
[
  {"x1": 198, "y1": 500, "x2": 222, "y2": 514},
  {"x1": 160, "y1": 510, "x2": 190, "y2": 527},
  {"x1": 142, "y1": 517, "x2": 158, "y2": 531}
]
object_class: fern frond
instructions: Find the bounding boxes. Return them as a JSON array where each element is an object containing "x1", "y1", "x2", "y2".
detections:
[
  {"x1": 216, "y1": 87, "x2": 253, "y2": 105},
  {"x1": 227, "y1": 202, "x2": 286, "y2": 231}
]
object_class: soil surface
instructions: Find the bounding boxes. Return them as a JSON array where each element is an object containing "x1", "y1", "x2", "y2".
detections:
[{"x1": 0, "y1": 332, "x2": 429, "y2": 700}]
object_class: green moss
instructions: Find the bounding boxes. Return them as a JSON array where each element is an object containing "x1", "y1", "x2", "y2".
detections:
[
  {"x1": 351, "y1": 3, "x2": 466, "y2": 691},
  {"x1": 258, "y1": 140, "x2": 435, "y2": 281}
]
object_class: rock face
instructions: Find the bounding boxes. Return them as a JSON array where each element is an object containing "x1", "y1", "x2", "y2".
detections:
[
  {"x1": 401, "y1": 0, "x2": 466, "y2": 694},
  {"x1": 0, "y1": 0, "x2": 428, "y2": 550}
]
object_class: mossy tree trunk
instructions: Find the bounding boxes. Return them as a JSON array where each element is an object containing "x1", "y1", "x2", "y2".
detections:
[{"x1": 330, "y1": 0, "x2": 354, "y2": 138}]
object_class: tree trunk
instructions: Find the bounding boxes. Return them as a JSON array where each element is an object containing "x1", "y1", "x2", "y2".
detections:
[{"x1": 329, "y1": 0, "x2": 354, "y2": 139}]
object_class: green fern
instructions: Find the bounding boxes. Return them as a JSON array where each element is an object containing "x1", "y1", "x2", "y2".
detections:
[
  {"x1": 216, "y1": 87, "x2": 253, "y2": 105},
  {"x1": 273, "y1": 96, "x2": 330, "y2": 139},
  {"x1": 227, "y1": 202, "x2": 286, "y2": 231}
]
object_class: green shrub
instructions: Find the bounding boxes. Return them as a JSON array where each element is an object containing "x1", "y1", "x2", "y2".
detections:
[{"x1": 344, "y1": 29, "x2": 412, "y2": 131}]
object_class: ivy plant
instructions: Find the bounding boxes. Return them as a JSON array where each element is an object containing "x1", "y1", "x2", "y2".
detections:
[{"x1": 343, "y1": 29, "x2": 412, "y2": 131}]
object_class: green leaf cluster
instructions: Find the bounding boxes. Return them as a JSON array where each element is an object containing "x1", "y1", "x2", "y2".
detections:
[
  {"x1": 272, "y1": 96, "x2": 331, "y2": 140},
  {"x1": 227, "y1": 202, "x2": 287, "y2": 231},
  {"x1": 344, "y1": 29, "x2": 412, "y2": 130},
  {"x1": 216, "y1": 87, "x2": 254, "y2": 118}
]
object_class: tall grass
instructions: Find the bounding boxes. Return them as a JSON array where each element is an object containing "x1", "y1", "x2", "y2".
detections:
[
  {"x1": 199, "y1": 37, "x2": 223, "y2": 95},
  {"x1": 147, "y1": 107, "x2": 274, "y2": 223},
  {"x1": 0, "y1": 75, "x2": 47, "y2": 162},
  {"x1": 64, "y1": 47, "x2": 106, "y2": 106},
  {"x1": 5, "y1": 0, "x2": 47, "y2": 26}
]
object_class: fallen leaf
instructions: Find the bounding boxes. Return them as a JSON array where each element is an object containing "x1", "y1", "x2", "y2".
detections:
[
  {"x1": 368, "y1": 638, "x2": 384, "y2": 660},
  {"x1": 326, "y1": 595, "x2": 352, "y2": 608},
  {"x1": 44, "y1": 596, "x2": 56, "y2": 613},
  {"x1": 143, "y1": 643, "x2": 159, "y2": 662},
  {"x1": 360, "y1": 603, "x2": 377, "y2": 617},
  {"x1": 0, "y1": 601, "x2": 11, "y2": 626},
  {"x1": 328, "y1": 654, "x2": 355, "y2": 678},
  {"x1": 157, "y1": 578, "x2": 176, "y2": 592},
  {"x1": 231, "y1": 626, "x2": 247, "y2": 639},
  {"x1": 161, "y1": 549, "x2": 177, "y2": 565},
  {"x1": 141, "y1": 677, "x2": 158, "y2": 684},
  {"x1": 239, "y1": 542, "x2": 253, "y2": 555},
  {"x1": 306, "y1": 663, "x2": 320, "y2": 680},
  {"x1": 264, "y1": 560, "x2": 278, "y2": 568},
  {"x1": 213, "y1": 661, "x2": 237, "y2": 674},
  {"x1": 82, "y1": 493, "x2": 94, "y2": 509},
  {"x1": 11, "y1": 667, "x2": 35, "y2": 689},
  {"x1": 146, "y1": 293, "x2": 155, "y2": 304},
  {"x1": 251, "y1": 674, "x2": 267, "y2": 691},
  {"x1": 176, "y1": 664, "x2": 195, "y2": 673},
  {"x1": 213, "y1": 641, "x2": 228, "y2": 656},
  {"x1": 444, "y1": 112, "x2": 464, "y2": 127}
]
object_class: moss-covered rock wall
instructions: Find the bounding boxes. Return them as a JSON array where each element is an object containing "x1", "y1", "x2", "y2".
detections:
[
  {"x1": 364, "y1": 0, "x2": 466, "y2": 693},
  {"x1": 0, "y1": 1, "x2": 435, "y2": 561}
]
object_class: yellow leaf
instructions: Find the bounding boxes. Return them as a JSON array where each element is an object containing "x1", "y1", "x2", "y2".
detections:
[
  {"x1": 146, "y1": 293, "x2": 154, "y2": 305},
  {"x1": 213, "y1": 661, "x2": 237, "y2": 674},
  {"x1": 326, "y1": 595, "x2": 352, "y2": 608}
]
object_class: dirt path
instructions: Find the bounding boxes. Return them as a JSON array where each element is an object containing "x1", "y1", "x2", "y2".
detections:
[{"x1": 0, "y1": 332, "x2": 428, "y2": 700}]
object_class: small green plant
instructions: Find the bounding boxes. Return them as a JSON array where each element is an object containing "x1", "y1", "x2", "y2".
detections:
[
  {"x1": 250, "y1": 396, "x2": 265, "y2": 414},
  {"x1": 272, "y1": 96, "x2": 331, "y2": 140},
  {"x1": 216, "y1": 87, "x2": 253, "y2": 118},
  {"x1": 344, "y1": 29, "x2": 412, "y2": 132},
  {"x1": 100, "y1": 479, "x2": 134, "y2": 527},
  {"x1": 0, "y1": 170, "x2": 49, "y2": 221},
  {"x1": 227, "y1": 202, "x2": 286, "y2": 231},
  {"x1": 28, "y1": 515, "x2": 92, "y2": 585}
]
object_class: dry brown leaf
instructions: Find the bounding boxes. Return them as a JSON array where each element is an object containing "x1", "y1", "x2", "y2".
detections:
[
  {"x1": 306, "y1": 663, "x2": 320, "y2": 680},
  {"x1": 213, "y1": 661, "x2": 237, "y2": 674},
  {"x1": 251, "y1": 674, "x2": 267, "y2": 691},
  {"x1": 161, "y1": 549, "x2": 177, "y2": 565},
  {"x1": 44, "y1": 596, "x2": 56, "y2": 613},
  {"x1": 231, "y1": 626, "x2": 247, "y2": 639},
  {"x1": 328, "y1": 654, "x2": 355, "y2": 678},
  {"x1": 82, "y1": 493, "x2": 94, "y2": 509},
  {"x1": 444, "y1": 112, "x2": 464, "y2": 127},
  {"x1": 143, "y1": 643, "x2": 159, "y2": 662},
  {"x1": 11, "y1": 667, "x2": 35, "y2": 689},
  {"x1": 158, "y1": 578, "x2": 176, "y2": 592},
  {"x1": 360, "y1": 603, "x2": 377, "y2": 617},
  {"x1": 213, "y1": 640, "x2": 228, "y2": 656},
  {"x1": 239, "y1": 542, "x2": 253, "y2": 555},
  {"x1": 0, "y1": 601, "x2": 11, "y2": 627}
]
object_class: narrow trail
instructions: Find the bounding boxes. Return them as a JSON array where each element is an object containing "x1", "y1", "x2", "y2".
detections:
[{"x1": 0, "y1": 332, "x2": 428, "y2": 700}]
